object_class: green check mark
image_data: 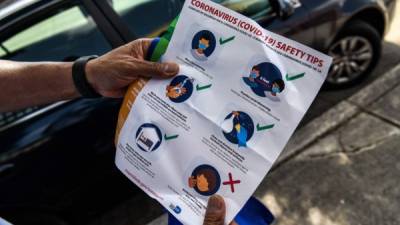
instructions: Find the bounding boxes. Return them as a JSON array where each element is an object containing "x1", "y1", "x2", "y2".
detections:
[
  {"x1": 219, "y1": 36, "x2": 235, "y2": 45},
  {"x1": 164, "y1": 134, "x2": 179, "y2": 141},
  {"x1": 257, "y1": 124, "x2": 275, "y2": 132},
  {"x1": 286, "y1": 72, "x2": 305, "y2": 81},
  {"x1": 196, "y1": 84, "x2": 212, "y2": 91}
]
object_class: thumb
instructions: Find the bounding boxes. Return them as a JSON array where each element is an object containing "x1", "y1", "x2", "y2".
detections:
[
  {"x1": 203, "y1": 195, "x2": 226, "y2": 225},
  {"x1": 133, "y1": 59, "x2": 179, "y2": 78}
]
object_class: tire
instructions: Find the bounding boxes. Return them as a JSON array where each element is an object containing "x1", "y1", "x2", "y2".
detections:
[{"x1": 325, "y1": 20, "x2": 382, "y2": 89}]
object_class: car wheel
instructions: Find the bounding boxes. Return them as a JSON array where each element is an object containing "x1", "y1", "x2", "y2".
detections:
[{"x1": 325, "y1": 20, "x2": 382, "y2": 88}]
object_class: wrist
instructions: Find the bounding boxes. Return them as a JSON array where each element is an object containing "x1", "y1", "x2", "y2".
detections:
[
  {"x1": 59, "y1": 62, "x2": 80, "y2": 99},
  {"x1": 72, "y1": 56, "x2": 101, "y2": 98},
  {"x1": 85, "y1": 59, "x2": 100, "y2": 94}
]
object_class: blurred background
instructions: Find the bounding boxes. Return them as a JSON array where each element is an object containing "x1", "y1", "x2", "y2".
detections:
[{"x1": 0, "y1": 0, "x2": 399, "y2": 225}]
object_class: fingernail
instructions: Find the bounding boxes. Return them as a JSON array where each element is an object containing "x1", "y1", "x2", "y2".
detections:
[
  {"x1": 208, "y1": 195, "x2": 224, "y2": 212},
  {"x1": 163, "y1": 63, "x2": 179, "y2": 74}
]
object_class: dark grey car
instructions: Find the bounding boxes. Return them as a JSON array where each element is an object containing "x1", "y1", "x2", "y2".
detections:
[{"x1": 278, "y1": 0, "x2": 397, "y2": 87}]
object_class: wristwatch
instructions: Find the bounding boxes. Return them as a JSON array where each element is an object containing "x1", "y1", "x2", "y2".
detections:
[{"x1": 72, "y1": 55, "x2": 102, "y2": 98}]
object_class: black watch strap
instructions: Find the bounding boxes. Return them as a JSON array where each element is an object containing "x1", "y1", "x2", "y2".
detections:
[{"x1": 72, "y1": 55, "x2": 101, "y2": 98}]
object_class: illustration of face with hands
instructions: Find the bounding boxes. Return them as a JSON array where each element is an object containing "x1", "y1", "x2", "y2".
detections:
[
  {"x1": 189, "y1": 174, "x2": 210, "y2": 192},
  {"x1": 188, "y1": 165, "x2": 221, "y2": 196}
]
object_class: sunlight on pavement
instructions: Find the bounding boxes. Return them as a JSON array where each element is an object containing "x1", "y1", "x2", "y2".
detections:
[
  {"x1": 336, "y1": 152, "x2": 351, "y2": 165},
  {"x1": 308, "y1": 208, "x2": 342, "y2": 225},
  {"x1": 261, "y1": 193, "x2": 284, "y2": 217},
  {"x1": 386, "y1": 2, "x2": 400, "y2": 45}
]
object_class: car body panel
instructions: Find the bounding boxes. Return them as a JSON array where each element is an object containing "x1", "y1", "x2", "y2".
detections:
[{"x1": 304, "y1": 0, "x2": 393, "y2": 51}]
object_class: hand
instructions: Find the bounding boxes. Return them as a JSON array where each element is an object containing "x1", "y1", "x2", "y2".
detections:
[
  {"x1": 86, "y1": 38, "x2": 179, "y2": 98},
  {"x1": 204, "y1": 195, "x2": 238, "y2": 225},
  {"x1": 188, "y1": 176, "x2": 197, "y2": 188}
]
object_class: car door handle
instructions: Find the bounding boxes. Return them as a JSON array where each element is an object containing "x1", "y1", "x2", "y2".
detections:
[{"x1": 0, "y1": 163, "x2": 15, "y2": 178}]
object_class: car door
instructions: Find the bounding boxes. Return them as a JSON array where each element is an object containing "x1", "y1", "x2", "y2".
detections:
[
  {"x1": 94, "y1": 0, "x2": 314, "y2": 47},
  {"x1": 0, "y1": 1, "x2": 135, "y2": 224},
  {"x1": 259, "y1": 0, "x2": 315, "y2": 47}
]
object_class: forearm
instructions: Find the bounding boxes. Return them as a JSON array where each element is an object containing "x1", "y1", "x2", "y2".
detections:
[{"x1": 0, "y1": 60, "x2": 79, "y2": 112}]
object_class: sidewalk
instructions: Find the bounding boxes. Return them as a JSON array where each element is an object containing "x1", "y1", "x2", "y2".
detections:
[
  {"x1": 254, "y1": 64, "x2": 400, "y2": 225},
  {"x1": 143, "y1": 64, "x2": 400, "y2": 225}
]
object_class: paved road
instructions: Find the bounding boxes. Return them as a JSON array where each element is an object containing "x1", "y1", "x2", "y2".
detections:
[
  {"x1": 256, "y1": 63, "x2": 400, "y2": 225},
  {"x1": 256, "y1": 11, "x2": 400, "y2": 223}
]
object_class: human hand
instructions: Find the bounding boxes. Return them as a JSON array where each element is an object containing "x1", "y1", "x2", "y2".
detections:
[
  {"x1": 188, "y1": 176, "x2": 197, "y2": 188},
  {"x1": 204, "y1": 195, "x2": 238, "y2": 225},
  {"x1": 85, "y1": 38, "x2": 179, "y2": 98}
]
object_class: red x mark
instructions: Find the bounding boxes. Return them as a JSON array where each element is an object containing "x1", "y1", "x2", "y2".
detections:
[{"x1": 223, "y1": 173, "x2": 241, "y2": 193}]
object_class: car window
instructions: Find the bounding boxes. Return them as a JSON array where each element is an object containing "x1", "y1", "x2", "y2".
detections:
[
  {"x1": 0, "y1": 4, "x2": 112, "y2": 130},
  {"x1": 108, "y1": 0, "x2": 184, "y2": 38},
  {"x1": 216, "y1": 0, "x2": 272, "y2": 20},
  {"x1": 1, "y1": 5, "x2": 111, "y2": 62},
  {"x1": 109, "y1": 0, "x2": 272, "y2": 38},
  {"x1": 0, "y1": 45, "x2": 7, "y2": 57}
]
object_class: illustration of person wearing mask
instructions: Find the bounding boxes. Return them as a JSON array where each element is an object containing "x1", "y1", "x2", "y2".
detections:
[
  {"x1": 243, "y1": 62, "x2": 285, "y2": 99},
  {"x1": 191, "y1": 30, "x2": 216, "y2": 61}
]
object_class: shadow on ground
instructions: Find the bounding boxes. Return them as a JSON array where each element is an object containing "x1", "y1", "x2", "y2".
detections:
[{"x1": 256, "y1": 99, "x2": 400, "y2": 225}]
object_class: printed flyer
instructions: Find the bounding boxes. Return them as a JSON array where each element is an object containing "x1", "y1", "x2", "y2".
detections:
[{"x1": 115, "y1": 0, "x2": 332, "y2": 224}]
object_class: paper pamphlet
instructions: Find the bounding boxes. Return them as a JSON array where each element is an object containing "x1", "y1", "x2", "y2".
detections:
[{"x1": 115, "y1": 0, "x2": 332, "y2": 224}]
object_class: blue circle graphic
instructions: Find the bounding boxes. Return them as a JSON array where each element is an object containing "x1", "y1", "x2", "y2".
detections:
[
  {"x1": 166, "y1": 75, "x2": 194, "y2": 103},
  {"x1": 242, "y1": 62, "x2": 285, "y2": 97},
  {"x1": 222, "y1": 111, "x2": 254, "y2": 147},
  {"x1": 190, "y1": 164, "x2": 221, "y2": 196},
  {"x1": 191, "y1": 30, "x2": 216, "y2": 61},
  {"x1": 135, "y1": 123, "x2": 163, "y2": 152}
]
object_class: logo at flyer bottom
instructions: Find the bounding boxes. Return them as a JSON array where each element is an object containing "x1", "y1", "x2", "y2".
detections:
[{"x1": 169, "y1": 203, "x2": 182, "y2": 214}]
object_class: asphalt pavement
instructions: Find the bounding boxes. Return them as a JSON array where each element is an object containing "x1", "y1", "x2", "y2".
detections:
[{"x1": 255, "y1": 63, "x2": 400, "y2": 225}]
